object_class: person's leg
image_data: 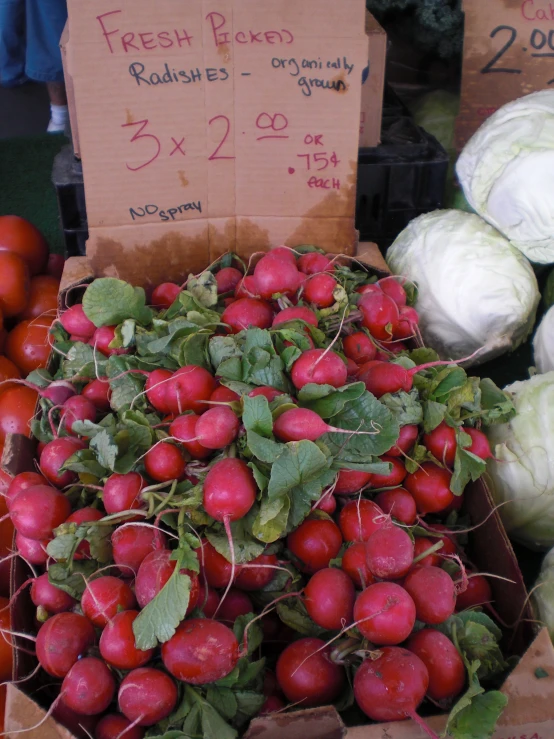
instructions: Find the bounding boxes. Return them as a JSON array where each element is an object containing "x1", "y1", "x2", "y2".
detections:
[{"x1": 0, "y1": 0, "x2": 26, "y2": 87}]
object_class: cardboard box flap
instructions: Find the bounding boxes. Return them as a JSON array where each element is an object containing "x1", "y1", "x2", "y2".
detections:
[{"x1": 243, "y1": 706, "x2": 345, "y2": 739}]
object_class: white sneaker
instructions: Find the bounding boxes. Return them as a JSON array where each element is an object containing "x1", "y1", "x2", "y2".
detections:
[{"x1": 47, "y1": 118, "x2": 67, "y2": 134}]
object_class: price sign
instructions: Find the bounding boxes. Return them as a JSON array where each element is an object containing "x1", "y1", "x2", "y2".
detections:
[
  {"x1": 66, "y1": 0, "x2": 368, "y2": 260},
  {"x1": 456, "y1": 0, "x2": 554, "y2": 150}
]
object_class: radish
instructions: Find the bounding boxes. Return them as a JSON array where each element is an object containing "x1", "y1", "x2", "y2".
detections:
[
  {"x1": 413, "y1": 537, "x2": 442, "y2": 567},
  {"x1": 30, "y1": 572, "x2": 76, "y2": 614},
  {"x1": 111, "y1": 524, "x2": 166, "y2": 576},
  {"x1": 118, "y1": 668, "x2": 178, "y2": 726},
  {"x1": 353, "y1": 647, "x2": 429, "y2": 722},
  {"x1": 15, "y1": 532, "x2": 49, "y2": 564},
  {"x1": 287, "y1": 518, "x2": 342, "y2": 574},
  {"x1": 161, "y1": 618, "x2": 239, "y2": 684},
  {"x1": 215, "y1": 267, "x2": 243, "y2": 294},
  {"x1": 395, "y1": 305, "x2": 420, "y2": 340},
  {"x1": 40, "y1": 437, "x2": 87, "y2": 488},
  {"x1": 82, "y1": 379, "x2": 111, "y2": 411},
  {"x1": 6, "y1": 471, "x2": 47, "y2": 510},
  {"x1": 235, "y1": 552, "x2": 278, "y2": 590},
  {"x1": 334, "y1": 469, "x2": 372, "y2": 495},
  {"x1": 151, "y1": 282, "x2": 180, "y2": 309},
  {"x1": 377, "y1": 277, "x2": 407, "y2": 307},
  {"x1": 356, "y1": 284, "x2": 381, "y2": 296},
  {"x1": 216, "y1": 588, "x2": 253, "y2": 625},
  {"x1": 81, "y1": 576, "x2": 137, "y2": 627},
  {"x1": 135, "y1": 549, "x2": 199, "y2": 611},
  {"x1": 276, "y1": 637, "x2": 344, "y2": 707},
  {"x1": 338, "y1": 499, "x2": 386, "y2": 542},
  {"x1": 346, "y1": 357, "x2": 360, "y2": 378},
  {"x1": 304, "y1": 568, "x2": 355, "y2": 630},
  {"x1": 194, "y1": 406, "x2": 240, "y2": 449},
  {"x1": 261, "y1": 695, "x2": 285, "y2": 715},
  {"x1": 456, "y1": 574, "x2": 493, "y2": 611},
  {"x1": 367, "y1": 456, "x2": 407, "y2": 488},
  {"x1": 358, "y1": 291, "x2": 400, "y2": 341},
  {"x1": 61, "y1": 395, "x2": 97, "y2": 435},
  {"x1": 404, "y1": 463, "x2": 455, "y2": 513},
  {"x1": 170, "y1": 414, "x2": 211, "y2": 459},
  {"x1": 203, "y1": 458, "x2": 257, "y2": 522},
  {"x1": 196, "y1": 583, "x2": 220, "y2": 617},
  {"x1": 385, "y1": 424, "x2": 418, "y2": 457},
  {"x1": 341, "y1": 542, "x2": 375, "y2": 589},
  {"x1": 199, "y1": 538, "x2": 234, "y2": 589},
  {"x1": 145, "y1": 369, "x2": 173, "y2": 414},
  {"x1": 61, "y1": 657, "x2": 115, "y2": 715},
  {"x1": 96, "y1": 714, "x2": 145, "y2": 739},
  {"x1": 144, "y1": 442, "x2": 186, "y2": 482},
  {"x1": 404, "y1": 566, "x2": 456, "y2": 624},
  {"x1": 358, "y1": 361, "x2": 413, "y2": 398},
  {"x1": 65, "y1": 507, "x2": 104, "y2": 560},
  {"x1": 165, "y1": 365, "x2": 216, "y2": 414},
  {"x1": 291, "y1": 348, "x2": 347, "y2": 390},
  {"x1": 99, "y1": 610, "x2": 155, "y2": 670},
  {"x1": 272, "y1": 305, "x2": 318, "y2": 327},
  {"x1": 425, "y1": 524, "x2": 458, "y2": 555},
  {"x1": 36, "y1": 612, "x2": 96, "y2": 677},
  {"x1": 92, "y1": 326, "x2": 128, "y2": 357},
  {"x1": 304, "y1": 273, "x2": 338, "y2": 308},
  {"x1": 253, "y1": 253, "x2": 300, "y2": 299},
  {"x1": 316, "y1": 490, "x2": 337, "y2": 515},
  {"x1": 248, "y1": 386, "x2": 285, "y2": 401},
  {"x1": 406, "y1": 629, "x2": 466, "y2": 702},
  {"x1": 375, "y1": 488, "x2": 417, "y2": 525},
  {"x1": 268, "y1": 246, "x2": 298, "y2": 264},
  {"x1": 11, "y1": 485, "x2": 71, "y2": 540},
  {"x1": 273, "y1": 407, "x2": 378, "y2": 443},
  {"x1": 60, "y1": 304, "x2": 96, "y2": 339},
  {"x1": 423, "y1": 422, "x2": 457, "y2": 467},
  {"x1": 234, "y1": 275, "x2": 259, "y2": 299},
  {"x1": 210, "y1": 385, "x2": 241, "y2": 403},
  {"x1": 40, "y1": 380, "x2": 77, "y2": 406},
  {"x1": 222, "y1": 297, "x2": 273, "y2": 333},
  {"x1": 103, "y1": 472, "x2": 145, "y2": 515},
  {"x1": 365, "y1": 525, "x2": 414, "y2": 580},
  {"x1": 464, "y1": 427, "x2": 493, "y2": 459},
  {"x1": 353, "y1": 582, "x2": 416, "y2": 644},
  {"x1": 343, "y1": 332, "x2": 376, "y2": 364},
  {"x1": 297, "y1": 252, "x2": 333, "y2": 274}
]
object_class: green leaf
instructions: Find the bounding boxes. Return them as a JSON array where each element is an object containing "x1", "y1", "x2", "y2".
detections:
[
  {"x1": 298, "y1": 382, "x2": 366, "y2": 419},
  {"x1": 233, "y1": 613, "x2": 263, "y2": 655},
  {"x1": 217, "y1": 357, "x2": 243, "y2": 382},
  {"x1": 90, "y1": 429, "x2": 118, "y2": 471},
  {"x1": 82, "y1": 278, "x2": 153, "y2": 327},
  {"x1": 205, "y1": 520, "x2": 264, "y2": 564},
  {"x1": 107, "y1": 356, "x2": 147, "y2": 412},
  {"x1": 439, "y1": 612, "x2": 507, "y2": 681},
  {"x1": 86, "y1": 524, "x2": 113, "y2": 563},
  {"x1": 47, "y1": 533, "x2": 79, "y2": 562},
  {"x1": 248, "y1": 462, "x2": 269, "y2": 493},
  {"x1": 25, "y1": 369, "x2": 53, "y2": 388},
  {"x1": 267, "y1": 440, "x2": 328, "y2": 499},
  {"x1": 479, "y1": 378, "x2": 516, "y2": 426},
  {"x1": 205, "y1": 687, "x2": 238, "y2": 721},
  {"x1": 276, "y1": 598, "x2": 326, "y2": 636},
  {"x1": 288, "y1": 468, "x2": 336, "y2": 530},
  {"x1": 242, "y1": 395, "x2": 273, "y2": 438},
  {"x1": 446, "y1": 657, "x2": 507, "y2": 739},
  {"x1": 200, "y1": 702, "x2": 237, "y2": 739},
  {"x1": 451, "y1": 446, "x2": 487, "y2": 495},
  {"x1": 209, "y1": 336, "x2": 242, "y2": 371},
  {"x1": 175, "y1": 332, "x2": 211, "y2": 370},
  {"x1": 62, "y1": 342, "x2": 107, "y2": 380},
  {"x1": 47, "y1": 561, "x2": 98, "y2": 599},
  {"x1": 62, "y1": 448, "x2": 108, "y2": 478},
  {"x1": 379, "y1": 390, "x2": 423, "y2": 426},
  {"x1": 233, "y1": 691, "x2": 265, "y2": 723},
  {"x1": 252, "y1": 496, "x2": 290, "y2": 543},
  {"x1": 423, "y1": 400, "x2": 447, "y2": 432},
  {"x1": 187, "y1": 271, "x2": 218, "y2": 308},
  {"x1": 246, "y1": 431, "x2": 283, "y2": 464}
]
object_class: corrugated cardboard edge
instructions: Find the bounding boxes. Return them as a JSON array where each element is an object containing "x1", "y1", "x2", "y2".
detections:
[
  {"x1": 5, "y1": 687, "x2": 74, "y2": 739},
  {"x1": 360, "y1": 12, "x2": 386, "y2": 148}
]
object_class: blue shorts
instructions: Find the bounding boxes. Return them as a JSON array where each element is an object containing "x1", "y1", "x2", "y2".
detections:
[{"x1": 0, "y1": 0, "x2": 67, "y2": 87}]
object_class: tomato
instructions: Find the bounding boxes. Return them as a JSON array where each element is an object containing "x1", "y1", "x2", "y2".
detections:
[
  {"x1": 46, "y1": 253, "x2": 65, "y2": 281},
  {"x1": 0, "y1": 386, "x2": 38, "y2": 443},
  {"x1": 18, "y1": 275, "x2": 59, "y2": 321},
  {"x1": 0, "y1": 597, "x2": 12, "y2": 682},
  {"x1": 0, "y1": 216, "x2": 48, "y2": 275},
  {"x1": 0, "y1": 357, "x2": 20, "y2": 386},
  {"x1": 0, "y1": 331, "x2": 6, "y2": 355},
  {"x1": 0, "y1": 495, "x2": 13, "y2": 597},
  {"x1": 6, "y1": 319, "x2": 52, "y2": 375},
  {"x1": 0, "y1": 252, "x2": 30, "y2": 317}
]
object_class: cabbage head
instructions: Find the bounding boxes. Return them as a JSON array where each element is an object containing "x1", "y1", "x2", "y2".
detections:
[
  {"x1": 532, "y1": 547, "x2": 554, "y2": 642},
  {"x1": 486, "y1": 372, "x2": 554, "y2": 551},
  {"x1": 411, "y1": 90, "x2": 459, "y2": 155},
  {"x1": 386, "y1": 210, "x2": 540, "y2": 365},
  {"x1": 456, "y1": 90, "x2": 554, "y2": 264},
  {"x1": 533, "y1": 306, "x2": 554, "y2": 374}
]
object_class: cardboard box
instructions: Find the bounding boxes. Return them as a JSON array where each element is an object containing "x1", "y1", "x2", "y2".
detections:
[
  {"x1": 359, "y1": 13, "x2": 387, "y2": 149},
  {"x1": 456, "y1": 0, "x2": 554, "y2": 151}
]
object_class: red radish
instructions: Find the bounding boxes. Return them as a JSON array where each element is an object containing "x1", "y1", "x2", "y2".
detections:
[
  {"x1": 161, "y1": 618, "x2": 239, "y2": 684},
  {"x1": 210, "y1": 385, "x2": 240, "y2": 403},
  {"x1": 464, "y1": 427, "x2": 493, "y2": 459},
  {"x1": 342, "y1": 542, "x2": 375, "y2": 589},
  {"x1": 395, "y1": 305, "x2": 420, "y2": 340},
  {"x1": 291, "y1": 348, "x2": 347, "y2": 390},
  {"x1": 96, "y1": 714, "x2": 145, "y2": 739},
  {"x1": 365, "y1": 525, "x2": 414, "y2": 580},
  {"x1": 99, "y1": 610, "x2": 155, "y2": 670},
  {"x1": 40, "y1": 381, "x2": 77, "y2": 406},
  {"x1": 276, "y1": 637, "x2": 344, "y2": 707},
  {"x1": 151, "y1": 282, "x2": 180, "y2": 309},
  {"x1": 30, "y1": 572, "x2": 76, "y2": 614},
  {"x1": 215, "y1": 267, "x2": 243, "y2": 294},
  {"x1": 304, "y1": 568, "x2": 355, "y2": 630},
  {"x1": 60, "y1": 304, "x2": 96, "y2": 339},
  {"x1": 261, "y1": 695, "x2": 285, "y2": 714},
  {"x1": 135, "y1": 549, "x2": 199, "y2": 611},
  {"x1": 339, "y1": 499, "x2": 386, "y2": 542},
  {"x1": 358, "y1": 291, "x2": 400, "y2": 340},
  {"x1": 111, "y1": 524, "x2": 166, "y2": 576},
  {"x1": 11, "y1": 485, "x2": 71, "y2": 540},
  {"x1": 358, "y1": 361, "x2": 413, "y2": 398},
  {"x1": 248, "y1": 386, "x2": 285, "y2": 401},
  {"x1": 404, "y1": 463, "x2": 455, "y2": 514},
  {"x1": 82, "y1": 379, "x2": 111, "y2": 411},
  {"x1": 145, "y1": 369, "x2": 173, "y2": 414},
  {"x1": 165, "y1": 365, "x2": 216, "y2": 415},
  {"x1": 235, "y1": 552, "x2": 278, "y2": 591},
  {"x1": 81, "y1": 576, "x2": 137, "y2": 627},
  {"x1": 253, "y1": 254, "x2": 300, "y2": 299},
  {"x1": 346, "y1": 357, "x2": 360, "y2": 378},
  {"x1": 216, "y1": 588, "x2": 253, "y2": 625},
  {"x1": 203, "y1": 458, "x2": 257, "y2": 522},
  {"x1": 377, "y1": 340, "x2": 408, "y2": 357},
  {"x1": 343, "y1": 332, "x2": 376, "y2": 364},
  {"x1": 144, "y1": 442, "x2": 186, "y2": 482},
  {"x1": 385, "y1": 424, "x2": 419, "y2": 457},
  {"x1": 377, "y1": 277, "x2": 407, "y2": 307},
  {"x1": 407, "y1": 629, "x2": 466, "y2": 702},
  {"x1": 334, "y1": 469, "x2": 372, "y2": 495},
  {"x1": 287, "y1": 518, "x2": 342, "y2": 574},
  {"x1": 356, "y1": 284, "x2": 381, "y2": 296},
  {"x1": 199, "y1": 539, "x2": 234, "y2": 588},
  {"x1": 424, "y1": 422, "x2": 457, "y2": 467},
  {"x1": 234, "y1": 275, "x2": 259, "y2": 299},
  {"x1": 354, "y1": 582, "x2": 416, "y2": 644},
  {"x1": 274, "y1": 407, "x2": 378, "y2": 443},
  {"x1": 118, "y1": 668, "x2": 177, "y2": 726},
  {"x1": 47, "y1": 253, "x2": 65, "y2": 281},
  {"x1": 194, "y1": 406, "x2": 240, "y2": 449},
  {"x1": 70, "y1": 334, "x2": 89, "y2": 343},
  {"x1": 222, "y1": 297, "x2": 273, "y2": 333},
  {"x1": 456, "y1": 574, "x2": 493, "y2": 611},
  {"x1": 6, "y1": 471, "x2": 47, "y2": 510},
  {"x1": 316, "y1": 491, "x2": 337, "y2": 515},
  {"x1": 269, "y1": 246, "x2": 298, "y2": 264},
  {"x1": 66, "y1": 507, "x2": 104, "y2": 559},
  {"x1": 375, "y1": 488, "x2": 417, "y2": 525},
  {"x1": 413, "y1": 537, "x2": 441, "y2": 567},
  {"x1": 36, "y1": 612, "x2": 96, "y2": 677},
  {"x1": 61, "y1": 657, "x2": 115, "y2": 716},
  {"x1": 368, "y1": 456, "x2": 407, "y2": 488},
  {"x1": 61, "y1": 395, "x2": 97, "y2": 435},
  {"x1": 16, "y1": 532, "x2": 49, "y2": 564},
  {"x1": 404, "y1": 566, "x2": 456, "y2": 624},
  {"x1": 91, "y1": 326, "x2": 128, "y2": 357},
  {"x1": 297, "y1": 252, "x2": 333, "y2": 274},
  {"x1": 354, "y1": 647, "x2": 428, "y2": 722},
  {"x1": 304, "y1": 273, "x2": 338, "y2": 308},
  {"x1": 272, "y1": 305, "x2": 318, "y2": 327},
  {"x1": 425, "y1": 524, "x2": 458, "y2": 556},
  {"x1": 170, "y1": 414, "x2": 211, "y2": 459},
  {"x1": 196, "y1": 582, "x2": 220, "y2": 617},
  {"x1": 40, "y1": 437, "x2": 87, "y2": 488},
  {"x1": 103, "y1": 472, "x2": 144, "y2": 515}
]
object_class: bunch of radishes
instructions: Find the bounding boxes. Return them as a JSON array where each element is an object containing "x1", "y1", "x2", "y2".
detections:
[{"x1": 2, "y1": 246, "x2": 512, "y2": 739}]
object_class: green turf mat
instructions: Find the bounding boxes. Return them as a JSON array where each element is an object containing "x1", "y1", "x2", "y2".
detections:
[{"x1": 0, "y1": 133, "x2": 69, "y2": 255}]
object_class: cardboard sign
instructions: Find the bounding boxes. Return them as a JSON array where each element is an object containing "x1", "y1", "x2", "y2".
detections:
[
  {"x1": 65, "y1": 0, "x2": 368, "y2": 260},
  {"x1": 359, "y1": 12, "x2": 386, "y2": 148},
  {"x1": 456, "y1": 0, "x2": 554, "y2": 150}
]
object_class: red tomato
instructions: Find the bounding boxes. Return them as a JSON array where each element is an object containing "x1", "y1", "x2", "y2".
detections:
[
  {"x1": 0, "y1": 597, "x2": 12, "y2": 682},
  {"x1": 46, "y1": 253, "x2": 65, "y2": 281},
  {"x1": 18, "y1": 275, "x2": 59, "y2": 321},
  {"x1": 0, "y1": 216, "x2": 48, "y2": 275},
  {"x1": 0, "y1": 331, "x2": 6, "y2": 355},
  {"x1": 0, "y1": 357, "x2": 20, "y2": 387},
  {"x1": 0, "y1": 252, "x2": 30, "y2": 317},
  {"x1": 0, "y1": 496, "x2": 14, "y2": 597},
  {"x1": 0, "y1": 386, "x2": 38, "y2": 443},
  {"x1": 6, "y1": 319, "x2": 52, "y2": 375}
]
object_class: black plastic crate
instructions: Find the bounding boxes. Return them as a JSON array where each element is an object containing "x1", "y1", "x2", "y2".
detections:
[
  {"x1": 356, "y1": 116, "x2": 449, "y2": 252},
  {"x1": 52, "y1": 145, "x2": 86, "y2": 231},
  {"x1": 63, "y1": 227, "x2": 88, "y2": 257}
]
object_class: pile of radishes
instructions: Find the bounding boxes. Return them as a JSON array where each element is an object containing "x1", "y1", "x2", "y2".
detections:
[{"x1": 2, "y1": 247, "x2": 514, "y2": 739}]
